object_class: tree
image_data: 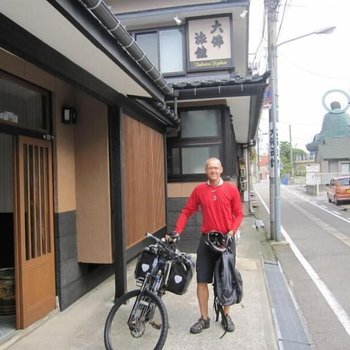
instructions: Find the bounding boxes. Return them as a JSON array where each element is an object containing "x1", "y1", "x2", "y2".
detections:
[{"x1": 279, "y1": 141, "x2": 306, "y2": 177}]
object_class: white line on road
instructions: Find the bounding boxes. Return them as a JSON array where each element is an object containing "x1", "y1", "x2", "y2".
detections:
[
  {"x1": 282, "y1": 187, "x2": 350, "y2": 224},
  {"x1": 255, "y1": 189, "x2": 350, "y2": 337}
]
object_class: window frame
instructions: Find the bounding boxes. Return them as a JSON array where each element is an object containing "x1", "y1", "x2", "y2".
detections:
[
  {"x1": 167, "y1": 106, "x2": 231, "y2": 182},
  {"x1": 339, "y1": 161, "x2": 350, "y2": 175},
  {"x1": 0, "y1": 70, "x2": 51, "y2": 136},
  {"x1": 132, "y1": 26, "x2": 186, "y2": 77}
]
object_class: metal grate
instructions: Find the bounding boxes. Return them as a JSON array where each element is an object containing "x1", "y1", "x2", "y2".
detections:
[{"x1": 264, "y1": 261, "x2": 313, "y2": 350}]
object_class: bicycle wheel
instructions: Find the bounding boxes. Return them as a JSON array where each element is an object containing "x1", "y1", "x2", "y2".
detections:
[{"x1": 104, "y1": 289, "x2": 168, "y2": 350}]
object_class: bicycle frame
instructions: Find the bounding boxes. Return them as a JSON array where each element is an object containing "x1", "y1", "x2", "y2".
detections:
[
  {"x1": 104, "y1": 233, "x2": 193, "y2": 349},
  {"x1": 127, "y1": 236, "x2": 175, "y2": 331}
]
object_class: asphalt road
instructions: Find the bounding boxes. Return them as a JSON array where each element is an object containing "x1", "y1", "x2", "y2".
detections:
[{"x1": 254, "y1": 181, "x2": 350, "y2": 350}]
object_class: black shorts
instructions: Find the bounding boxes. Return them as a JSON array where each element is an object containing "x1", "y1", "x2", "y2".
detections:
[{"x1": 196, "y1": 234, "x2": 236, "y2": 283}]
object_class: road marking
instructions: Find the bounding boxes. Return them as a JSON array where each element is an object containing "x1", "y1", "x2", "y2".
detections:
[
  {"x1": 255, "y1": 189, "x2": 350, "y2": 337},
  {"x1": 287, "y1": 199, "x2": 350, "y2": 250},
  {"x1": 282, "y1": 186, "x2": 350, "y2": 224}
]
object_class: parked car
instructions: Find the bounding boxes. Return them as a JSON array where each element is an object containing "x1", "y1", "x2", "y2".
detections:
[{"x1": 326, "y1": 175, "x2": 350, "y2": 205}]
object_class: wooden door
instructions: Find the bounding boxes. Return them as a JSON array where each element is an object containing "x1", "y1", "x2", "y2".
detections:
[{"x1": 14, "y1": 136, "x2": 56, "y2": 328}]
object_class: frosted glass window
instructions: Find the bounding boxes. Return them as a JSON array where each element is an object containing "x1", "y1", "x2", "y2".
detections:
[
  {"x1": 0, "y1": 133, "x2": 13, "y2": 212},
  {"x1": 170, "y1": 148, "x2": 181, "y2": 175},
  {"x1": 135, "y1": 32, "x2": 159, "y2": 71},
  {"x1": 167, "y1": 107, "x2": 224, "y2": 178},
  {"x1": 182, "y1": 146, "x2": 219, "y2": 174},
  {"x1": 181, "y1": 110, "x2": 220, "y2": 138},
  {"x1": 0, "y1": 76, "x2": 49, "y2": 130},
  {"x1": 160, "y1": 29, "x2": 183, "y2": 73},
  {"x1": 340, "y1": 163, "x2": 350, "y2": 175}
]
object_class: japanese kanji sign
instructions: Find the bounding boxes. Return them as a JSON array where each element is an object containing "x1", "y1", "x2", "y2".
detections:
[
  {"x1": 269, "y1": 121, "x2": 280, "y2": 178},
  {"x1": 187, "y1": 15, "x2": 233, "y2": 71}
]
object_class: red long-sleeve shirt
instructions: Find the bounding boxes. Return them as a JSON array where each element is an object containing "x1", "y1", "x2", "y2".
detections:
[{"x1": 174, "y1": 181, "x2": 243, "y2": 235}]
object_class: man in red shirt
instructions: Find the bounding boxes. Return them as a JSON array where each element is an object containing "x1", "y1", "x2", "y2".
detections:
[{"x1": 171, "y1": 157, "x2": 243, "y2": 334}]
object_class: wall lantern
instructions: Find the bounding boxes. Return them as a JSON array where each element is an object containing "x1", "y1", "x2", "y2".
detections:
[
  {"x1": 173, "y1": 15, "x2": 182, "y2": 25},
  {"x1": 62, "y1": 107, "x2": 76, "y2": 124}
]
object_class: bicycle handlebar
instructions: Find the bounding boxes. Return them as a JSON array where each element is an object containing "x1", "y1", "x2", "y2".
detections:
[
  {"x1": 145, "y1": 232, "x2": 175, "y2": 244},
  {"x1": 145, "y1": 233, "x2": 180, "y2": 260}
]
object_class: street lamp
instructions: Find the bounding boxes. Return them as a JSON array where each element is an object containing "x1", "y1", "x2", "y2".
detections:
[
  {"x1": 266, "y1": 1, "x2": 335, "y2": 242},
  {"x1": 277, "y1": 26, "x2": 336, "y2": 48}
]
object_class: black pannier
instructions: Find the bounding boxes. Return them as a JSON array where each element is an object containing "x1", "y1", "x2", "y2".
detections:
[
  {"x1": 134, "y1": 247, "x2": 157, "y2": 280},
  {"x1": 166, "y1": 255, "x2": 194, "y2": 295}
]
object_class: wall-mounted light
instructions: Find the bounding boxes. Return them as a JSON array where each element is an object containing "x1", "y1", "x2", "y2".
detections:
[
  {"x1": 240, "y1": 9, "x2": 248, "y2": 18},
  {"x1": 249, "y1": 139, "x2": 256, "y2": 147},
  {"x1": 62, "y1": 107, "x2": 76, "y2": 124},
  {"x1": 174, "y1": 15, "x2": 182, "y2": 25}
]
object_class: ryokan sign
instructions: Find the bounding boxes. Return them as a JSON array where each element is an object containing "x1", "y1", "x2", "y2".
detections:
[{"x1": 187, "y1": 15, "x2": 234, "y2": 72}]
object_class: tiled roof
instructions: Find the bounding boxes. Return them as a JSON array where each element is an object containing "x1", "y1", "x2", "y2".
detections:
[{"x1": 166, "y1": 72, "x2": 269, "y2": 89}]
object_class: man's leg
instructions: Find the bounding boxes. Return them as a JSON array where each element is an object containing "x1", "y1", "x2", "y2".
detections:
[
  {"x1": 223, "y1": 305, "x2": 230, "y2": 315},
  {"x1": 190, "y1": 282, "x2": 210, "y2": 334},
  {"x1": 221, "y1": 237, "x2": 236, "y2": 332},
  {"x1": 197, "y1": 283, "x2": 209, "y2": 319},
  {"x1": 190, "y1": 235, "x2": 213, "y2": 334},
  {"x1": 223, "y1": 236, "x2": 236, "y2": 316},
  {"x1": 222, "y1": 304, "x2": 235, "y2": 332}
]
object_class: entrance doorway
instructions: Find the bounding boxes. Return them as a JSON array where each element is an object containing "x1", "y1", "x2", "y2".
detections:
[
  {"x1": 15, "y1": 136, "x2": 56, "y2": 328},
  {"x1": 0, "y1": 133, "x2": 15, "y2": 340},
  {"x1": 0, "y1": 133, "x2": 56, "y2": 340}
]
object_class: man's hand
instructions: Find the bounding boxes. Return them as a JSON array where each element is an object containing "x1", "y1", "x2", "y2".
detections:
[
  {"x1": 165, "y1": 231, "x2": 179, "y2": 243},
  {"x1": 227, "y1": 230, "x2": 235, "y2": 237}
]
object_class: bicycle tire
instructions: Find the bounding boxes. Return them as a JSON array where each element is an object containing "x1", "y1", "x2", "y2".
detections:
[{"x1": 104, "y1": 289, "x2": 168, "y2": 350}]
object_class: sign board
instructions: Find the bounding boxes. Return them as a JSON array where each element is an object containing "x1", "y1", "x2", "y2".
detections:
[
  {"x1": 269, "y1": 121, "x2": 279, "y2": 177},
  {"x1": 306, "y1": 163, "x2": 320, "y2": 173},
  {"x1": 306, "y1": 163, "x2": 321, "y2": 185},
  {"x1": 187, "y1": 15, "x2": 234, "y2": 71}
]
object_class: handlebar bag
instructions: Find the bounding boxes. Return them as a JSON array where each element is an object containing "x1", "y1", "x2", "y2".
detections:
[
  {"x1": 167, "y1": 255, "x2": 194, "y2": 295},
  {"x1": 134, "y1": 247, "x2": 157, "y2": 281}
]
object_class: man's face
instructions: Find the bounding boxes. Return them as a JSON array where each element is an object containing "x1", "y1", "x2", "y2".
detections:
[{"x1": 205, "y1": 160, "x2": 223, "y2": 182}]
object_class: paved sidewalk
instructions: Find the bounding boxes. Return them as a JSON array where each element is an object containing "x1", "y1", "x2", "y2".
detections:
[{"x1": 1, "y1": 215, "x2": 278, "y2": 350}]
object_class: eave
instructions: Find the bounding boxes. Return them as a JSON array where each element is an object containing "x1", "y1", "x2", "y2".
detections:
[
  {"x1": 166, "y1": 72, "x2": 269, "y2": 144},
  {"x1": 0, "y1": 0, "x2": 180, "y2": 126}
]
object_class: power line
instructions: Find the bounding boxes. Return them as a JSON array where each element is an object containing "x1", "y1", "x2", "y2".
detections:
[
  {"x1": 250, "y1": 4, "x2": 268, "y2": 73},
  {"x1": 278, "y1": 51, "x2": 350, "y2": 80},
  {"x1": 277, "y1": 0, "x2": 288, "y2": 41}
]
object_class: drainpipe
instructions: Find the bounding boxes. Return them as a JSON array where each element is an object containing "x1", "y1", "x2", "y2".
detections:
[
  {"x1": 79, "y1": 0, "x2": 174, "y2": 97},
  {"x1": 172, "y1": 94, "x2": 180, "y2": 131},
  {"x1": 169, "y1": 82, "x2": 268, "y2": 101}
]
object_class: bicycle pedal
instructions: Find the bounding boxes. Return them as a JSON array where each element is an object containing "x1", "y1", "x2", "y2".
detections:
[{"x1": 150, "y1": 321, "x2": 162, "y2": 330}]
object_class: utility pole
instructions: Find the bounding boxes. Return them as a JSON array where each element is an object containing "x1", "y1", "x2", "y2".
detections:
[
  {"x1": 264, "y1": 0, "x2": 334, "y2": 241},
  {"x1": 257, "y1": 134, "x2": 260, "y2": 183},
  {"x1": 289, "y1": 124, "x2": 294, "y2": 178},
  {"x1": 266, "y1": 0, "x2": 281, "y2": 241}
]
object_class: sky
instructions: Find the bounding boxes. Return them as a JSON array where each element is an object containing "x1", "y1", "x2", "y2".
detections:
[{"x1": 249, "y1": 0, "x2": 350, "y2": 153}]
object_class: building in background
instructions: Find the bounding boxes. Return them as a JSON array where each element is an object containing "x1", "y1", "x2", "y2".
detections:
[
  {"x1": 306, "y1": 100, "x2": 350, "y2": 184},
  {"x1": 258, "y1": 154, "x2": 269, "y2": 180}
]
